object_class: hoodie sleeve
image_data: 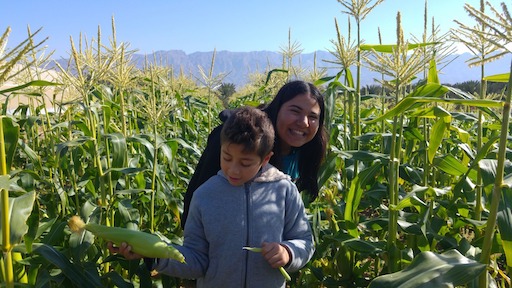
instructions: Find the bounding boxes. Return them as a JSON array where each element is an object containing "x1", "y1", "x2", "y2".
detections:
[
  {"x1": 155, "y1": 193, "x2": 210, "y2": 279},
  {"x1": 280, "y1": 184, "x2": 315, "y2": 272}
]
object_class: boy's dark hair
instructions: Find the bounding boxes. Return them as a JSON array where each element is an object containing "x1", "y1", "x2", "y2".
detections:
[{"x1": 220, "y1": 106, "x2": 275, "y2": 159}]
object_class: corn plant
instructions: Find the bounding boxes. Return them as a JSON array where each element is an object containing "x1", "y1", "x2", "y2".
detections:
[{"x1": 4, "y1": 1, "x2": 512, "y2": 287}]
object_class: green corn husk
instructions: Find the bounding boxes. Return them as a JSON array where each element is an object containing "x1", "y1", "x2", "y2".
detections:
[{"x1": 68, "y1": 215, "x2": 185, "y2": 263}]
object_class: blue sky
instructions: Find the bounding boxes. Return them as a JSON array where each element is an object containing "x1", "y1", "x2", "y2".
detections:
[{"x1": 3, "y1": 0, "x2": 505, "y2": 58}]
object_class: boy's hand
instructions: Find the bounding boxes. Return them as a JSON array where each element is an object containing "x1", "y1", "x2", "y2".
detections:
[
  {"x1": 261, "y1": 242, "x2": 291, "y2": 269},
  {"x1": 107, "y1": 241, "x2": 143, "y2": 260}
]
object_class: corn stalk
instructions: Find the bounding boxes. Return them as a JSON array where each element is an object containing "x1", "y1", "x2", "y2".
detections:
[
  {"x1": 479, "y1": 59, "x2": 512, "y2": 287},
  {"x1": 337, "y1": 0, "x2": 384, "y2": 177},
  {"x1": 0, "y1": 117, "x2": 13, "y2": 288},
  {"x1": 361, "y1": 10, "x2": 434, "y2": 272},
  {"x1": 453, "y1": 0, "x2": 504, "y2": 222}
]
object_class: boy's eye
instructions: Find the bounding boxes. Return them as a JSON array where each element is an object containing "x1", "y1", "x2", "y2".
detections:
[{"x1": 241, "y1": 162, "x2": 253, "y2": 167}]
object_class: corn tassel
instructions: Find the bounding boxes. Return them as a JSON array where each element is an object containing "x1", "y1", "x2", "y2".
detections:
[
  {"x1": 68, "y1": 216, "x2": 185, "y2": 263},
  {"x1": 243, "y1": 246, "x2": 291, "y2": 281}
]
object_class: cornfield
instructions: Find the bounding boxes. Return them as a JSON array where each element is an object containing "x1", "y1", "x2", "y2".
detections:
[{"x1": 1, "y1": 1, "x2": 512, "y2": 287}]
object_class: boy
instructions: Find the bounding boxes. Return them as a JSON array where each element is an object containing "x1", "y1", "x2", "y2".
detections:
[{"x1": 146, "y1": 106, "x2": 314, "y2": 287}]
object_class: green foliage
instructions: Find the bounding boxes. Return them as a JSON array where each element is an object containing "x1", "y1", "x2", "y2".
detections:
[{"x1": 2, "y1": 1, "x2": 512, "y2": 287}]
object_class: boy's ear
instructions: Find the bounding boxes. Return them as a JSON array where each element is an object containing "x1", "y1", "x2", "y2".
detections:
[{"x1": 261, "y1": 151, "x2": 274, "y2": 166}]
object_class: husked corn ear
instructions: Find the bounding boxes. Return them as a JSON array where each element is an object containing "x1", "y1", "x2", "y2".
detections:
[
  {"x1": 68, "y1": 216, "x2": 185, "y2": 263},
  {"x1": 243, "y1": 246, "x2": 291, "y2": 281}
]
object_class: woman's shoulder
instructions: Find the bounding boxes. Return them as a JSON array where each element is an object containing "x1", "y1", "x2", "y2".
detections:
[{"x1": 255, "y1": 164, "x2": 290, "y2": 183}]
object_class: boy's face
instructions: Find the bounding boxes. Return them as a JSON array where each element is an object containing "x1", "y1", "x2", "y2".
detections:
[{"x1": 220, "y1": 143, "x2": 272, "y2": 186}]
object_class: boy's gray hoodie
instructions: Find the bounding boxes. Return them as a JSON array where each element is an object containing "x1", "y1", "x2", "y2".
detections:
[{"x1": 155, "y1": 164, "x2": 314, "y2": 288}]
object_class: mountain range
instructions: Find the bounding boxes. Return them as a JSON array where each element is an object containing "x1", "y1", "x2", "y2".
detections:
[{"x1": 57, "y1": 50, "x2": 511, "y2": 88}]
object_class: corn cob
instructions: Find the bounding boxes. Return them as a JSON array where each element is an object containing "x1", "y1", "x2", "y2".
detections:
[
  {"x1": 68, "y1": 216, "x2": 185, "y2": 263},
  {"x1": 243, "y1": 246, "x2": 291, "y2": 281}
]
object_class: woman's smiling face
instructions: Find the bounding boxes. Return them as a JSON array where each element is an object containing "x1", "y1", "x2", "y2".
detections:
[{"x1": 275, "y1": 93, "x2": 321, "y2": 154}]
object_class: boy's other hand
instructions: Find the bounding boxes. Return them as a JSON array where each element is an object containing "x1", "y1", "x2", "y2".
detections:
[{"x1": 261, "y1": 242, "x2": 291, "y2": 269}]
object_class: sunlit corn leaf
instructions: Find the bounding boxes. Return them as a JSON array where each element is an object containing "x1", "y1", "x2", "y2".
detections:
[
  {"x1": 428, "y1": 118, "x2": 449, "y2": 164},
  {"x1": 0, "y1": 80, "x2": 61, "y2": 94},
  {"x1": 366, "y1": 96, "x2": 502, "y2": 124},
  {"x1": 368, "y1": 249, "x2": 486, "y2": 288},
  {"x1": 395, "y1": 192, "x2": 427, "y2": 211},
  {"x1": 360, "y1": 42, "x2": 439, "y2": 53},
  {"x1": 409, "y1": 106, "x2": 451, "y2": 119},
  {"x1": 483, "y1": 73, "x2": 510, "y2": 83},
  {"x1": 0, "y1": 175, "x2": 11, "y2": 191},
  {"x1": 0, "y1": 191, "x2": 35, "y2": 248},
  {"x1": 433, "y1": 155, "x2": 478, "y2": 180},
  {"x1": 427, "y1": 58, "x2": 440, "y2": 84}
]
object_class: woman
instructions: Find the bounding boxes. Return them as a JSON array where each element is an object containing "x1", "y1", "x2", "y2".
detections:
[{"x1": 182, "y1": 80, "x2": 327, "y2": 228}]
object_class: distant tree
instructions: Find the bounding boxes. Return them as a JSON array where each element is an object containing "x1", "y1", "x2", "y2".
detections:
[
  {"x1": 448, "y1": 80, "x2": 506, "y2": 98},
  {"x1": 217, "y1": 82, "x2": 236, "y2": 108}
]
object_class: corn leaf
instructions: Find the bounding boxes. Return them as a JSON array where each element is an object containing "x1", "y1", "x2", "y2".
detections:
[
  {"x1": 104, "y1": 133, "x2": 127, "y2": 169},
  {"x1": 0, "y1": 80, "x2": 61, "y2": 95},
  {"x1": 427, "y1": 58, "x2": 440, "y2": 84},
  {"x1": 433, "y1": 155, "x2": 478, "y2": 180},
  {"x1": 0, "y1": 191, "x2": 36, "y2": 247},
  {"x1": 2, "y1": 116, "x2": 19, "y2": 170},
  {"x1": 483, "y1": 73, "x2": 510, "y2": 83},
  {"x1": 497, "y1": 188, "x2": 512, "y2": 267},
  {"x1": 360, "y1": 42, "x2": 439, "y2": 53},
  {"x1": 317, "y1": 152, "x2": 339, "y2": 189},
  {"x1": 366, "y1": 96, "x2": 502, "y2": 124},
  {"x1": 428, "y1": 118, "x2": 448, "y2": 164},
  {"x1": 368, "y1": 249, "x2": 486, "y2": 288},
  {"x1": 34, "y1": 244, "x2": 103, "y2": 287},
  {"x1": 344, "y1": 163, "x2": 382, "y2": 235}
]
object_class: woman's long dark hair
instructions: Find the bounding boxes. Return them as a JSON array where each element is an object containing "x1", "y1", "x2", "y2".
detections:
[{"x1": 262, "y1": 80, "x2": 327, "y2": 201}]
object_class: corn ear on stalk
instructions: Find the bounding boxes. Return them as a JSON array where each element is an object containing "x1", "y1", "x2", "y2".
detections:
[
  {"x1": 243, "y1": 246, "x2": 291, "y2": 281},
  {"x1": 68, "y1": 215, "x2": 185, "y2": 263}
]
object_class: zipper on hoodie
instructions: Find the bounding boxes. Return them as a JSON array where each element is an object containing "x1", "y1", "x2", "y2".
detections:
[{"x1": 243, "y1": 182, "x2": 251, "y2": 288}]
